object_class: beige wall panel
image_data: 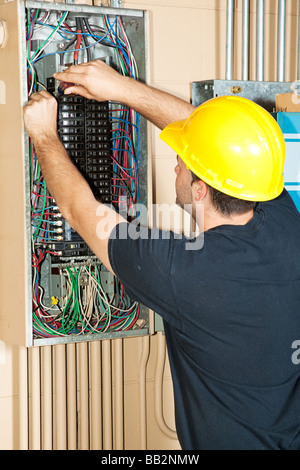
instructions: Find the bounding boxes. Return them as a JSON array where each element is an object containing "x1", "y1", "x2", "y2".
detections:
[
  {"x1": 152, "y1": 125, "x2": 175, "y2": 158},
  {"x1": 0, "y1": 397, "x2": 14, "y2": 449},
  {"x1": 123, "y1": 381, "x2": 141, "y2": 448},
  {"x1": 0, "y1": 343, "x2": 27, "y2": 450},
  {"x1": 0, "y1": 1, "x2": 30, "y2": 347},
  {"x1": 146, "y1": 5, "x2": 226, "y2": 83},
  {"x1": 152, "y1": 157, "x2": 176, "y2": 206},
  {"x1": 125, "y1": 0, "x2": 224, "y2": 10},
  {"x1": 150, "y1": 82, "x2": 191, "y2": 158},
  {"x1": 125, "y1": 0, "x2": 296, "y2": 15}
]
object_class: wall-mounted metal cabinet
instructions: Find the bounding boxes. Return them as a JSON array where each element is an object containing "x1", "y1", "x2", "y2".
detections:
[{"x1": 0, "y1": 0, "x2": 153, "y2": 347}]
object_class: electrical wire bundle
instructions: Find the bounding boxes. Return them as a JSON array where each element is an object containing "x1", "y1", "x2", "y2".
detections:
[
  {"x1": 32, "y1": 262, "x2": 140, "y2": 338},
  {"x1": 26, "y1": 8, "x2": 143, "y2": 339},
  {"x1": 104, "y1": 16, "x2": 141, "y2": 216}
]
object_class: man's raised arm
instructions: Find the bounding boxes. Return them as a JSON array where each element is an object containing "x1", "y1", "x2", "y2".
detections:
[
  {"x1": 53, "y1": 60, "x2": 196, "y2": 130},
  {"x1": 23, "y1": 91, "x2": 124, "y2": 274}
]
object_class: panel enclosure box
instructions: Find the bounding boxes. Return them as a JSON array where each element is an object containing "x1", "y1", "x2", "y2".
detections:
[
  {"x1": 0, "y1": 0, "x2": 152, "y2": 346},
  {"x1": 192, "y1": 80, "x2": 293, "y2": 112}
]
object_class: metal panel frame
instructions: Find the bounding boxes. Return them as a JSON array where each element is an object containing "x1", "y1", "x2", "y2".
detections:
[
  {"x1": 0, "y1": 0, "x2": 151, "y2": 347},
  {"x1": 192, "y1": 79, "x2": 293, "y2": 112}
]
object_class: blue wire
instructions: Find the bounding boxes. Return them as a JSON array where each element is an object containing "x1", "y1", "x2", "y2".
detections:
[
  {"x1": 32, "y1": 225, "x2": 59, "y2": 234},
  {"x1": 34, "y1": 205, "x2": 57, "y2": 213},
  {"x1": 106, "y1": 16, "x2": 135, "y2": 78},
  {"x1": 30, "y1": 17, "x2": 118, "y2": 65},
  {"x1": 109, "y1": 116, "x2": 139, "y2": 131},
  {"x1": 34, "y1": 20, "x2": 126, "y2": 45},
  {"x1": 34, "y1": 236, "x2": 58, "y2": 241}
]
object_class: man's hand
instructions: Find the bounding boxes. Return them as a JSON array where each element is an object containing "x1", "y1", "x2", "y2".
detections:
[
  {"x1": 52, "y1": 59, "x2": 195, "y2": 130},
  {"x1": 53, "y1": 60, "x2": 128, "y2": 102},
  {"x1": 23, "y1": 91, "x2": 58, "y2": 143}
]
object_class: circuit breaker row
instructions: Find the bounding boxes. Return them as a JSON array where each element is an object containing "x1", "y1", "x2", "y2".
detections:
[
  {"x1": 58, "y1": 94, "x2": 112, "y2": 203},
  {"x1": 45, "y1": 95, "x2": 113, "y2": 258}
]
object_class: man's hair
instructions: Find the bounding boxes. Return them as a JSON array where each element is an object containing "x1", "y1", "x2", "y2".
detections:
[{"x1": 191, "y1": 172, "x2": 257, "y2": 217}]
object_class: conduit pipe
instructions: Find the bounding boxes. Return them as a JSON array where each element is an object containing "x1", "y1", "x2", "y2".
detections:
[
  {"x1": 66, "y1": 343, "x2": 77, "y2": 450},
  {"x1": 90, "y1": 341, "x2": 102, "y2": 450},
  {"x1": 102, "y1": 339, "x2": 113, "y2": 449},
  {"x1": 113, "y1": 338, "x2": 124, "y2": 450},
  {"x1": 277, "y1": 0, "x2": 286, "y2": 82},
  {"x1": 226, "y1": 0, "x2": 234, "y2": 80},
  {"x1": 242, "y1": 0, "x2": 250, "y2": 80},
  {"x1": 41, "y1": 346, "x2": 52, "y2": 450},
  {"x1": 29, "y1": 347, "x2": 41, "y2": 450},
  {"x1": 78, "y1": 342, "x2": 89, "y2": 449},
  {"x1": 256, "y1": 0, "x2": 265, "y2": 81},
  {"x1": 139, "y1": 335, "x2": 150, "y2": 449},
  {"x1": 154, "y1": 332, "x2": 177, "y2": 440},
  {"x1": 54, "y1": 345, "x2": 67, "y2": 450},
  {"x1": 19, "y1": 347, "x2": 28, "y2": 450}
]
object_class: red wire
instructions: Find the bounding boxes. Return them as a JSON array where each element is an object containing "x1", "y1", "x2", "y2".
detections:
[{"x1": 74, "y1": 30, "x2": 81, "y2": 63}]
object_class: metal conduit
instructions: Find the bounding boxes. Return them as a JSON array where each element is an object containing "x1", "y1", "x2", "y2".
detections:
[
  {"x1": 89, "y1": 341, "x2": 102, "y2": 450},
  {"x1": 154, "y1": 332, "x2": 177, "y2": 440},
  {"x1": 277, "y1": 0, "x2": 286, "y2": 82},
  {"x1": 226, "y1": 0, "x2": 234, "y2": 80},
  {"x1": 113, "y1": 338, "x2": 124, "y2": 450},
  {"x1": 41, "y1": 346, "x2": 52, "y2": 450},
  {"x1": 66, "y1": 343, "x2": 77, "y2": 450},
  {"x1": 102, "y1": 339, "x2": 113, "y2": 450},
  {"x1": 139, "y1": 336, "x2": 150, "y2": 450},
  {"x1": 242, "y1": 0, "x2": 250, "y2": 80},
  {"x1": 256, "y1": 0, "x2": 265, "y2": 81}
]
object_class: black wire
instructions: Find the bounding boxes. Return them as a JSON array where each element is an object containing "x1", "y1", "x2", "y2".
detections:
[
  {"x1": 59, "y1": 35, "x2": 77, "y2": 66},
  {"x1": 83, "y1": 18, "x2": 118, "y2": 49},
  {"x1": 80, "y1": 18, "x2": 91, "y2": 62}
]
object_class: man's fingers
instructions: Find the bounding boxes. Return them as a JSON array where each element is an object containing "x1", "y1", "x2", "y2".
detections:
[
  {"x1": 63, "y1": 85, "x2": 92, "y2": 99},
  {"x1": 28, "y1": 90, "x2": 54, "y2": 102},
  {"x1": 53, "y1": 71, "x2": 85, "y2": 84}
]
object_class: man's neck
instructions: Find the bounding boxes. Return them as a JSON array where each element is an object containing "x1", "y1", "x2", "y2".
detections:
[{"x1": 203, "y1": 208, "x2": 255, "y2": 232}]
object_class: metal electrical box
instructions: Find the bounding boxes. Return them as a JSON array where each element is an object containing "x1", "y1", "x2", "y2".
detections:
[
  {"x1": 0, "y1": 0, "x2": 152, "y2": 346},
  {"x1": 192, "y1": 80, "x2": 293, "y2": 112}
]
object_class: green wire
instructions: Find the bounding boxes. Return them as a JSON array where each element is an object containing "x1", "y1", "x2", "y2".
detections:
[
  {"x1": 30, "y1": 11, "x2": 68, "y2": 63},
  {"x1": 33, "y1": 179, "x2": 47, "y2": 240},
  {"x1": 61, "y1": 268, "x2": 79, "y2": 333}
]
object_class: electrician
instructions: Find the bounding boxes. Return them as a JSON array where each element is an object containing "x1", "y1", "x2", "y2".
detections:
[{"x1": 23, "y1": 60, "x2": 300, "y2": 450}]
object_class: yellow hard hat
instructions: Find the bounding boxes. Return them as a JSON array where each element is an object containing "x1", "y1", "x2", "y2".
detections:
[{"x1": 160, "y1": 96, "x2": 285, "y2": 201}]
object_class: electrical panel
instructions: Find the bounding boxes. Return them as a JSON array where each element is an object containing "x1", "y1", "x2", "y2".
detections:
[
  {"x1": 0, "y1": 0, "x2": 152, "y2": 347},
  {"x1": 192, "y1": 79, "x2": 293, "y2": 111}
]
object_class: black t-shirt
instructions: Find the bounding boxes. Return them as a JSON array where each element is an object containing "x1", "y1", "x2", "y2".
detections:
[{"x1": 108, "y1": 189, "x2": 300, "y2": 450}]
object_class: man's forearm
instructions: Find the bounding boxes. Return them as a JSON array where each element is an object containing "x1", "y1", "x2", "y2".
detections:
[
  {"x1": 33, "y1": 135, "x2": 94, "y2": 224},
  {"x1": 53, "y1": 61, "x2": 196, "y2": 130},
  {"x1": 32, "y1": 134, "x2": 123, "y2": 273},
  {"x1": 119, "y1": 77, "x2": 196, "y2": 130}
]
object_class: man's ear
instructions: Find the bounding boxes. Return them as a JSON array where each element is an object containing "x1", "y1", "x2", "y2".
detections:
[{"x1": 192, "y1": 179, "x2": 208, "y2": 202}]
